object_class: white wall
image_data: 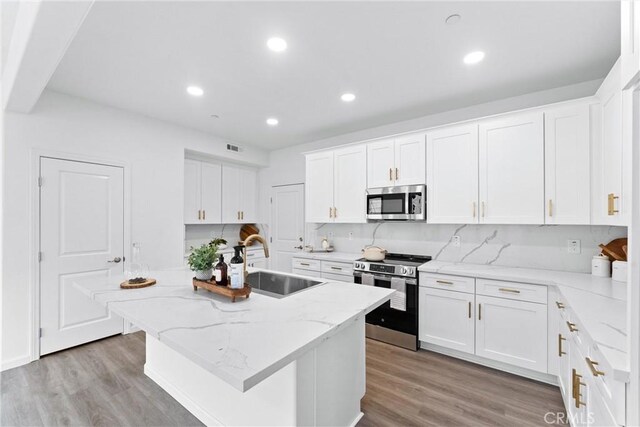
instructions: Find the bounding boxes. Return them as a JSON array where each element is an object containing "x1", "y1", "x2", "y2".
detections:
[{"x1": 1, "y1": 90, "x2": 268, "y2": 368}]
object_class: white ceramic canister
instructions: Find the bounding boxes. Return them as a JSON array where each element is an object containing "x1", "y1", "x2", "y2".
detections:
[
  {"x1": 592, "y1": 254, "x2": 611, "y2": 277},
  {"x1": 612, "y1": 260, "x2": 628, "y2": 282}
]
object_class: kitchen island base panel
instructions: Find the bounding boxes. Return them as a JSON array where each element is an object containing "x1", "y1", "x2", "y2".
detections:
[{"x1": 144, "y1": 317, "x2": 365, "y2": 426}]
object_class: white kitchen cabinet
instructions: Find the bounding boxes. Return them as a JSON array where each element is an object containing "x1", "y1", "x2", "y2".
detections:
[
  {"x1": 544, "y1": 104, "x2": 591, "y2": 225},
  {"x1": 367, "y1": 134, "x2": 425, "y2": 188},
  {"x1": 426, "y1": 124, "x2": 479, "y2": 224},
  {"x1": 419, "y1": 287, "x2": 475, "y2": 354},
  {"x1": 475, "y1": 294, "x2": 547, "y2": 373},
  {"x1": 305, "y1": 146, "x2": 366, "y2": 223},
  {"x1": 221, "y1": 164, "x2": 258, "y2": 223},
  {"x1": 184, "y1": 159, "x2": 222, "y2": 224},
  {"x1": 622, "y1": 1, "x2": 640, "y2": 88},
  {"x1": 478, "y1": 112, "x2": 544, "y2": 224}
]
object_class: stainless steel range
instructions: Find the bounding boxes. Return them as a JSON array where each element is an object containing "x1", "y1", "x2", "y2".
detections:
[{"x1": 353, "y1": 253, "x2": 431, "y2": 350}]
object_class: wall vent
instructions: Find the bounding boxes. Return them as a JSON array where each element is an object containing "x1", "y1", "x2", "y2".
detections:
[{"x1": 226, "y1": 143, "x2": 242, "y2": 153}]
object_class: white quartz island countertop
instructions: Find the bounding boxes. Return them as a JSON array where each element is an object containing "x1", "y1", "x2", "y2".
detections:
[
  {"x1": 76, "y1": 268, "x2": 394, "y2": 392},
  {"x1": 418, "y1": 261, "x2": 629, "y2": 381}
]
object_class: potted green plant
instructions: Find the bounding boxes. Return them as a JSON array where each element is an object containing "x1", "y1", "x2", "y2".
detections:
[{"x1": 188, "y1": 244, "x2": 218, "y2": 280}]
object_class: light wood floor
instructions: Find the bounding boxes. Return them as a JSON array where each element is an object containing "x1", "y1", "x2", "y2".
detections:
[{"x1": 1, "y1": 332, "x2": 565, "y2": 426}]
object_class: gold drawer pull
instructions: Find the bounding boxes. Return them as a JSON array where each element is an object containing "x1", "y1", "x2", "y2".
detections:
[
  {"x1": 608, "y1": 193, "x2": 619, "y2": 215},
  {"x1": 198, "y1": 210, "x2": 202, "y2": 220},
  {"x1": 558, "y1": 334, "x2": 566, "y2": 357},
  {"x1": 478, "y1": 303, "x2": 482, "y2": 320},
  {"x1": 395, "y1": 168, "x2": 399, "y2": 180},
  {"x1": 548, "y1": 199, "x2": 553, "y2": 217},
  {"x1": 572, "y1": 370, "x2": 586, "y2": 408},
  {"x1": 498, "y1": 288, "x2": 520, "y2": 294},
  {"x1": 556, "y1": 301, "x2": 565, "y2": 309},
  {"x1": 472, "y1": 201, "x2": 476, "y2": 218},
  {"x1": 330, "y1": 266, "x2": 343, "y2": 271},
  {"x1": 389, "y1": 168, "x2": 393, "y2": 181},
  {"x1": 468, "y1": 301, "x2": 471, "y2": 319},
  {"x1": 299, "y1": 262, "x2": 310, "y2": 266},
  {"x1": 586, "y1": 357, "x2": 605, "y2": 377},
  {"x1": 567, "y1": 321, "x2": 578, "y2": 332},
  {"x1": 436, "y1": 280, "x2": 453, "y2": 285}
]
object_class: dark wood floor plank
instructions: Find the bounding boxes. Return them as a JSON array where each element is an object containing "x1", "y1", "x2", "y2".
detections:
[{"x1": 1, "y1": 332, "x2": 565, "y2": 427}]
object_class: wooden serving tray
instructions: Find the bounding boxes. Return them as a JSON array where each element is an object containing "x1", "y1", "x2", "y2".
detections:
[
  {"x1": 192, "y1": 278, "x2": 251, "y2": 302},
  {"x1": 120, "y1": 278, "x2": 157, "y2": 289}
]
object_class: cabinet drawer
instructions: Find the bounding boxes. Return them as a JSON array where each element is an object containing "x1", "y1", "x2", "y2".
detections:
[
  {"x1": 321, "y1": 261, "x2": 353, "y2": 276},
  {"x1": 321, "y1": 271, "x2": 353, "y2": 282},
  {"x1": 420, "y1": 273, "x2": 475, "y2": 294},
  {"x1": 476, "y1": 279, "x2": 547, "y2": 304},
  {"x1": 292, "y1": 268, "x2": 322, "y2": 279},
  {"x1": 292, "y1": 258, "x2": 321, "y2": 271}
]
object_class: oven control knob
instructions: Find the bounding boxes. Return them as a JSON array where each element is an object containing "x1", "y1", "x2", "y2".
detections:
[
  {"x1": 406, "y1": 267, "x2": 414, "y2": 275},
  {"x1": 399, "y1": 266, "x2": 407, "y2": 275}
]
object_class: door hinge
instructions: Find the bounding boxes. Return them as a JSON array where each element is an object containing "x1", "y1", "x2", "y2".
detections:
[
  {"x1": 37, "y1": 176, "x2": 43, "y2": 187},
  {"x1": 38, "y1": 252, "x2": 42, "y2": 262}
]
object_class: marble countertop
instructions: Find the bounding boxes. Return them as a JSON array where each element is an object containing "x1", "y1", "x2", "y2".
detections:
[
  {"x1": 75, "y1": 268, "x2": 393, "y2": 392},
  {"x1": 419, "y1": 261, "x2": 629, "y2": 381},
  {"x1": 292, "y1": 251, "x2": 361, "y2": 263}
]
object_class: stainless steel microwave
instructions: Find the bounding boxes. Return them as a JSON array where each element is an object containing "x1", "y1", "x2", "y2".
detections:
[{"x1": 366, "y1": 185, "x2": 426, "y2": 221}]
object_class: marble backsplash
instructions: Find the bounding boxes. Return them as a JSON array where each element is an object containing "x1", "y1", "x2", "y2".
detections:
[{"x1": 306, "y1": 223, "x2": 627, "y2": 273}]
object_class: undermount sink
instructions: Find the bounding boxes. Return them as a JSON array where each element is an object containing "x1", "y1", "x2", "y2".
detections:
[{"x1": 246, "y1": 271, "x2": 323, "y2": 298}]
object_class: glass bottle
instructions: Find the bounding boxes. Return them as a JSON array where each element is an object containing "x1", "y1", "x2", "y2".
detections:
[
  {"x1": 126, "y1": 242, "x2": 149, "y2": 284},
  {"x1": 214, "y1": 254, "x2": 228, "y2": 287}
]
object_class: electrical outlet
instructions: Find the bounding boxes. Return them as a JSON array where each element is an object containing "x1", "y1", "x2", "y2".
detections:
[
  {"x1": 568, "y1": 239, "x2": 581, "y2": 254},
  {"x1": 452, "y1": 236, "x2": 461, "y2": 247},
  {"x1": 348, "y1": 232, "x2": 354, "y2": 241}
]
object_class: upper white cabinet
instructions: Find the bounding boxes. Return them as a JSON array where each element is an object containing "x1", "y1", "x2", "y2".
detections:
[
  {"x1": 222, "y1": 164, "x2": 258, "y2": 223},
  {"x1": 593, "y1": 59, "x2": 629, "y2": 226},
  {"x1": 306, "y1": 145, "x2": 367, "y2": 223},
  {"x1": 184, "y1": 159, "x2": 222, "y2": 224},
  {"x1": 479, "y1": 112, "x2": 544, "y2": 224},
  {"x1": 367, "y1": 134, "x2": 425, "y2": 188},
  {"x1": 621, "y1": 0, "x2": 640, "y2": 88},
  {"x1": 426, "y1": 124, "x2": 479, "y2": 224},
  {"x1": 544, "y1": 104, "x2": 591, "y2": 224}
]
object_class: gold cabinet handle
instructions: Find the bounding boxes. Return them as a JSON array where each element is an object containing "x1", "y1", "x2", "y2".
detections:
[
  {"x1": 203, "y1": 210, "x2": 206, "y2": 220},
  {"x1": 478, "y1": 303, "x2": 482, "y2": 320},
  {"x1": 558, "y1": 334, "x2": 566, "y2": 357},
  {"x1": 333, "y1": 207, "x2": 337, "y2": 218},
  {"x1": 241, "y1": 211, "x2": 244, "y2": 220},
  {"x1": 299, "y1": 262, "x2": 310, "y2": 266},
  {"x1": 198, "y1": 210, "x2": 202, "y2": 220},
  {"x1": 608, "y1": 193, "x2": 619, "y2": 215},
  {"x1": 329, "y1": 207, "x2": 333, "y2": 218},
  {"x1": 436, "y1": 280, "x2": 453, "y2": 285},
  {"x1": 548, "y1": 199, "x2": 553, "y2": 217},
  {"x1": 586, "y1": 357, "x2": 605, "y2": 377},
  {"x1": 395, "y1": 168, "x2": 399, "y2": 180},
  {"x1": 556, "y1": 301, "x2": 565, "y2": 309},
  {"x1": 572, "y1": 370, "x2": 586, "y2": 408},
  {"x1": 468, "y1": 301, "x2": 471, "y2": 319},
  {"x1": 389, "y1": 168, "x2": 393, "y2": 181},
  {"x1": 567, "y1": 321, "x2": 578, "y2": 332},
  {"x1": 498, "y1": 288, "x2": 521, "y2": 294},
  {"x1": 330, "y1": 266, "x2": 343, "y2": 271},
  {"x1": 237, "y1": 211, "x2": 240, "y2": 220},
  {"x1": 481, "y1": 201, "x2": 485, "y2": 218},
  {"x1": 472, "y1": 202, "x2": 476, "y2": 218}
]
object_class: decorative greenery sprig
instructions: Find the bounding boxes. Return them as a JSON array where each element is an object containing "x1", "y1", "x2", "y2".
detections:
[
  {"x1": 187, "y1": 244, "x2": 218, "y2": 271},
  {"x1": 209, "y1": 237, "x2": 227, "y2": 248}
]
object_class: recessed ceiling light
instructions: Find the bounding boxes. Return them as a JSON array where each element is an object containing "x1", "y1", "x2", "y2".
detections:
[
  {"x1": 266, "y1": 118, "x2": 279, "y2": 126},
  {"x1": 445, "y1": 14, "x2": 461, "y2": 25},
  {"x1": 341, "y1": 93, "x2": 356, "y2": 102},
  {"x1": 463, "y1": 51, "x2": 485, "y2": 65},
  {"x1": 267, "y1": 37, "x2": 287, "y2": 52},
  {"x1": 186, "y1": 86, "x2": 204, "y2": 96}
]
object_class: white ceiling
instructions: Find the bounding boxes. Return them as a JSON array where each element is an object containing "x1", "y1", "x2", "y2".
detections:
[{"x1": 47, "y1": 1, "x2": 620, "y2": 150}]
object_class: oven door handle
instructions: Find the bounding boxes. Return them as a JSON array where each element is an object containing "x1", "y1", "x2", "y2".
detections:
[{"x1": 353, "y1": 272, "x2": 417, "y2": 286}]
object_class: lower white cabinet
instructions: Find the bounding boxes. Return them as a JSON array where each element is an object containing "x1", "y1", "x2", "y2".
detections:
[
  {"x1": 291, "y1": 257, "x2": 354, "y2": 282},
  {"x1": 475, "y1": 294, "x2": 548, "y2": 373},
  {"x1": 418, "y1": 287, "x2": 475, "y2": 354}
]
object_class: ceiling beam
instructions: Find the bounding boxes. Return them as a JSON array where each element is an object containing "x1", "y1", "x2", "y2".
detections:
[{"x1": 3, "y1": 0, "x2": 93, "y2": 113}]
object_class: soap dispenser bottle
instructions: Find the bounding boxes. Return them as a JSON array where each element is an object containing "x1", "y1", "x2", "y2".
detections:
[
  {"x1": 214, "y1": 254, "x2": 228, "y2": 287},
  {"x1": 229, "y1": 246, "x2": 244, "y2": 289}
]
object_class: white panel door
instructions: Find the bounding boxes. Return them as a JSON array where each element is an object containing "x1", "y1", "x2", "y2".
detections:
[
  {"x1": 240, "y1": 167, "x2": 258, "y2": 223},
  {"x1": 271, "y1": 184, "x2": 305, "y2": 273},
  {"x1": 221, "y1": 164, "x2": 242, "y2": 223},
  {"x1": 479, "y1": 112, "x2": 544, "y2": 224},
  {"x1": 419, "y1": 287, "x2": 475, "y2": 354},
  {"x1": 184, "y1": 159, "x2": 201, "y2": 224},
  {"x1": 545, "y1": 105, "x2": 591, "y2": 224},
  {"x1": 394, "y1": 133, "x2": 426, "y2": 186},
  {"x1": 305, "y1": 152, "x2": 334, "y2": 222},
  {"x1": 333, "y1": 145, "x2": 367, "y2": 223},
  {"x1": 200, "y1": 162, "x2": 222, "y2": 224},
  {"x1": 40, "y1": 158, "x2": 124, "y2": 355},
  {"x1": 475, "y1": 295, "x2": 547, "y2": 373},
  {"x1": 367, "y1": 139, "x2": 395, "y2": 188},
  {"x1": 427, "y1": 124, "x2": 479, "y2": 224}
]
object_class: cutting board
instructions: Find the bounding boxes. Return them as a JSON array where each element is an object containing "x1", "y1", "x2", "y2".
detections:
[{"x1": 240, "y1": 224, "x2": 259, "y2": 246}]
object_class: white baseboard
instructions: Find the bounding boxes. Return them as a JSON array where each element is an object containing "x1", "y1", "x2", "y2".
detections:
[
  {"x1": 349, "y1": 412, "x2": 364, "y2": 427},
  {"x1": 144, "y1": 363, "x2": 223, "y2": 427},
  {"x1": 420, "y1": 342, "x2": 558, "y2": 386},
  {"x1": 1, "y1": 355, "x2": 32, "y2": 372}
]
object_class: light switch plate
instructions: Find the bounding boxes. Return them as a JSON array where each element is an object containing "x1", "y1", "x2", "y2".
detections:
[{"x1": 568, "y1": 239, "x2": 581, "y2": 254}]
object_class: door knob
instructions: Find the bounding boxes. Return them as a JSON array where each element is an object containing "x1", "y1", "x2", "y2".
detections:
[{"x1": 108, "y1": 257, "x2": 122, "y2": 263}]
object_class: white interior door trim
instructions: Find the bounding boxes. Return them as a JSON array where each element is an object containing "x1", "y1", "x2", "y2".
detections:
[{"x1": 30, "y1": 149, "x2": 131, "y2": 362}]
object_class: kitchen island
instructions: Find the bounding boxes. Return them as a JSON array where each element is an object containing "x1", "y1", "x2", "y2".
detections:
[{"x1": 76, "y1": 268, "x2": 394, "y2": 427}]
